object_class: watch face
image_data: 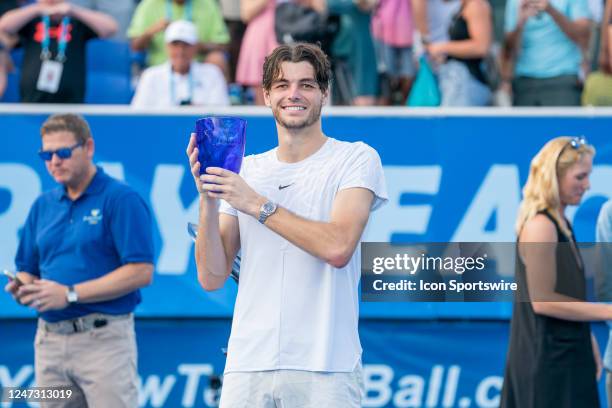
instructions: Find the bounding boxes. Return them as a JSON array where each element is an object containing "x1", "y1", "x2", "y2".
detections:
[
  {"x1": 67, "y1": 287, "x2": 78, "y2": 303},
  {"x1": 263, "y1": 202, "x2": 275, "y2": 213}
]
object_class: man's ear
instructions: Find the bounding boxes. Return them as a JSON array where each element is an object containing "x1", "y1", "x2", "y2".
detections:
[
  {"x1": 86, "y1": 138, "x2": 95, "y2": 159},
  {"x1": 322, "y1": 88, "x2": 329, "y2": 105},
  {"x1": 263, "y1": 87, "x2": 271, "y2": 107}
]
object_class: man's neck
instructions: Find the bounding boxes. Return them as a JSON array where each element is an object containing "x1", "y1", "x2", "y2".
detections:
[
  {"x1": 276, "y1": 125, "x2": 327, "y2": 163},
  {"x1": 172, "y1": 64, "x2": 190, "y2": 75},
  {"x1": 66, "y1": 164, "x2": 97, "y2": 200}
]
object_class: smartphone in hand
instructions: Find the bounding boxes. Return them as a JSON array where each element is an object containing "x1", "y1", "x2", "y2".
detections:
[{"x1": 2, "y1": 270, "x2": 24, "y2": 287}]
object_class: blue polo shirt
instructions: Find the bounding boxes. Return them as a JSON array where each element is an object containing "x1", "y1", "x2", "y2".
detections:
[{"x1": 15, "y1": 167, "x2": 154, "y2": 322}]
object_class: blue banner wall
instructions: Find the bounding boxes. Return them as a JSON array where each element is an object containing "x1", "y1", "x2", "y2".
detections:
[
  {"x1": 0, "y1": 319, "x2": 609, "y2": 408},
  {"x1": 0, "y1": 109, "x2": 611, "y2": 319}
]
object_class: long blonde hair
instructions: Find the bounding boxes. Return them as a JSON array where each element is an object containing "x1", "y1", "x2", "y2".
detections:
[{"x1": 515, "y1": 137, "x2": 595, "y2": 238}]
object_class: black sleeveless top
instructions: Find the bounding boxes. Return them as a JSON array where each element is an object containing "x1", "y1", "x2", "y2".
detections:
[
  {"x1": 500, "y1": 211, "x2": 599, "y2": 408},
  {"x1": 447, "y1": 5, "x2": 487, "y2": 85}
]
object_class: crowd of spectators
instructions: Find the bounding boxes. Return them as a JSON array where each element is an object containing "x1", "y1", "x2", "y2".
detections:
[{"x1": 0, "y1": 0, "x2": 611, "y2": 107}]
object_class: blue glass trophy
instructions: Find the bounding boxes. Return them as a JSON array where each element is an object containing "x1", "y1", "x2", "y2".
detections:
[
  {"x1": 188, "y1": 117, "x2": 246, "y2": 283},
  {"x1": 195, "y1": 116, "x2": 246, "y2": 174}
]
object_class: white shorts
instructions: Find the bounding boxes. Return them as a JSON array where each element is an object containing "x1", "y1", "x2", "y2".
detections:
[{"x1": 219, "y1": 362, "x2": 363, "y2": 408}]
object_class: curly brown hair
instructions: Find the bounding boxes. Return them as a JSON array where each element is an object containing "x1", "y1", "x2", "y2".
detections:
[{"x1": 262, "y1": 43, "x2": 332, "y2": 93}]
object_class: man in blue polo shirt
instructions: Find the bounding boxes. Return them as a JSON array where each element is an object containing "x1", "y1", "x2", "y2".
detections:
[{"x1": 4, "y1": 113, "x2": 154, "y2": 408}]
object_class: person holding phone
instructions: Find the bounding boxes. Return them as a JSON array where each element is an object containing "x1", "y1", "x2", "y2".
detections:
[
  {"x1": 3, "y1": 270, "x2": 26, "y2": 291},
  {"x1": 0, "y1": 0, "x2": 117, "y2": 103},
  {"x1": 4, "y1": 113, "x2": 154, "y2": 408},
  {"x1": 186, "y1": 42, "x2": 388, "y2": 406},
  {"x1": 503, "y1": 0, "x2": 592, "y2": 106}
]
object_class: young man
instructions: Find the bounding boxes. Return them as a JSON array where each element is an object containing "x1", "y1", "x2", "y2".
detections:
[
  {"x1": 4, "y1": 114, "x2": 154, "y2": 407},
  {"x1": 0, "y1": 0, "x2": 117, "y2": 103},
  {"x1": 186, "y1": 42, "x2": 388, "y2": 406}
]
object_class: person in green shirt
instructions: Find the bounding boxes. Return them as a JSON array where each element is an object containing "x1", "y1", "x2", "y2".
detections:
[{"x1": 128, "y1": 0, "x2": 230, "y2": 74}]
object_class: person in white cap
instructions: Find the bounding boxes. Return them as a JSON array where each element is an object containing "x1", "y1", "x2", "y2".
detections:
[{"x1": 131, "y1": 19, "x2": 229, "y2": 107}]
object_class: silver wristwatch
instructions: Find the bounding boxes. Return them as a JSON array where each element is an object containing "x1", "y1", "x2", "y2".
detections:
[
  {"x1": 258, "y1": 201, "x2": 278, "y2": 224},
  {"x1": 66, "y1": 285, "x2": 79, "y2": 304}
]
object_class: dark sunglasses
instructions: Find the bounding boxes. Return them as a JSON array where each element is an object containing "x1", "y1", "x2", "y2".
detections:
[{"x1": 38, "y1": 142, "x2": 84, "y2": 161}]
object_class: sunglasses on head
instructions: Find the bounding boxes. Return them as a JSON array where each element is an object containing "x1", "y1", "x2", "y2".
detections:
[
  {"x1": 567, "y1": 136, "x2": 586, "y2": 149},
  {"x1": 38, "y1": 142, "x2": 84, "y2": 161},
  {"x1": 556, "y1": 136, "x2": 588, "y2": 165}
]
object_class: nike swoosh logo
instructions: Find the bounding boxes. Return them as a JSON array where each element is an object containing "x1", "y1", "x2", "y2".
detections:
[{"x1": 278, "y1": 183, "x2": 294, "y2": 190}]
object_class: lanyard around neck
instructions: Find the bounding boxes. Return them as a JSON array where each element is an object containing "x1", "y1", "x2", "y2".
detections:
[
  {"x1": 166, "y1": 0, "x2": 193, "y2": 21},
  {"x1": 170, "y1": 65, "x2": 194, "y2": 105},
  {"x1": 41, "y1": 15, "x2": 71, "y2": 62}
]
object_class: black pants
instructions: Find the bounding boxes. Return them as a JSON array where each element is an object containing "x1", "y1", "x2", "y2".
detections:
[{"x1": 512, "y1": 74, "x2": 582, "y2": 106}]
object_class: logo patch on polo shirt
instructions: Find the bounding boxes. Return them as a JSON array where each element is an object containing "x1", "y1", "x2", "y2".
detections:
[{"x1": 83, "y1": 209, "x2": 103, "y2": 225}]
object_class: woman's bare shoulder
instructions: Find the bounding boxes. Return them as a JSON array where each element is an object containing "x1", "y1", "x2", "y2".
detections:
[{"x1": 519, "y1": 213, "x2": 558, "y2": 243}]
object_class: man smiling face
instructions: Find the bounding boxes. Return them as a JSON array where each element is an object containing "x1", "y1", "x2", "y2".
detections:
[{"x1": 264, "y1": 61, "x2": 327, "y2": 131}]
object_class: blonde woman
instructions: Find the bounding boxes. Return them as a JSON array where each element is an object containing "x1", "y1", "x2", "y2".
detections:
[{"x1": 501, "y1": 136, "x2": 607, "y2": 408}]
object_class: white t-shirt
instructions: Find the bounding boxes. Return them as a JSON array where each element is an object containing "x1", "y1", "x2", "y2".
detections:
[
  {"x1": 219, "y1": 137, "x2": 388, "y2": 373},
  {"x1": 131, "y1": 62, "x2": 230, "y2": 107}
]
